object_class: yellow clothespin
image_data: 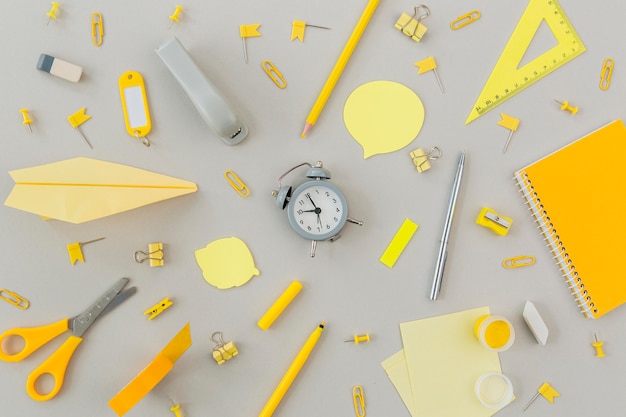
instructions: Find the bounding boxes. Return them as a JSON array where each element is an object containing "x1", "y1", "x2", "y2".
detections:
[
  {"x1": 497, "y1": 113, "x2": 520, "y2": 153},
  {"x1": 476, "y1": 207, "x2": 513, "y2": 236},
  {"x1": 67, "y1": 107, "x2": 93, "y2": 148},
  {"x1": 600, "y1": 58, "x2": 614, "y2": 91},
  {"x1": 262, "y1": 60, "x2": 287, "y2": 89},
  {"x1": 224, "y1": 170, "x2": 250, "y2": 197},
  {"x1": 450, "y1": 10, "x2": 481, "y2": 30},
  {"x1": 592, "y1": 333, "x2": 606, "y2": 358},
  {"x1": 522, "y1": 382, "x2": 560, "y2": 411},
  {"x1": 211, "y1": 331, "x2": 239, "y2": 364},
  {"x1": 395, "y1": 5, "x2": 430, "y2": 42},
  {"x1": 239, "y1": 24, "x2": 262, "y2": 64},
  {"x1": 409, "y1": 146, "x2": 441, "y2": 173},
  {"x1": 168, "y1": 6, "x2": 183, "y2": 30},
  {"x1": 0, "y1": 289, "x2": 30, "y2": 310},
  {"x1": 291, "y1": 20, "x2": 330, "y2": 42},
  {"x1": 144, "y1": 297, "x2": 173, "y2": 320},
  {"x1": 502, "y1": 255, "x2": 535, "y2": 269},
  {"x1": 19, "y1": 108, "x2": 33, "y2": 133},
  {"x1": 345, "y1": 334, "x2": 371, "y2": 344},
  {"x1": 46, "y1": 2, "x2": 60, "y2": 25},
  {"x1": 134, "y1": 243, "x2": 165, "y2": 267},
  {"x1": 353, "y1": 386, "x2": 366, "y2": 417},
  {"x1": 92, "y1": 12, "x2": 104, "y2": 46},
  {"x1": 169, "y1": 398, "x2": 184, "y2": 417},
  {"x1": 66, "y1": 237, "x2": 105, "y2": 265},
  {"x1": 555, "y1": 99, "x2": 578, "y2": 114},
  {"x1": 414, "y1": 56, "x2": 444, "y2": 93}
]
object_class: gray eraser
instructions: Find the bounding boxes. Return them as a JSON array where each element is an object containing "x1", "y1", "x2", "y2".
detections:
[
  {"x1": 155, "y1": 37, "x2": 248, "y2": 145},
  {"x1": 36, "y1": 54, "x2": 82, "y2": 83}
]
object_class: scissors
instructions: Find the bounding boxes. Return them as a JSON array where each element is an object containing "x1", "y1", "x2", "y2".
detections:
[{"x1": 0, "y1": 277, "x2": 136, "y2": 401}]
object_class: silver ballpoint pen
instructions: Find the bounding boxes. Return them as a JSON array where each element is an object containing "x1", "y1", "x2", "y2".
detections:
[{"x1": 430, "y1": 152, "x2": 465, "y2": 300}]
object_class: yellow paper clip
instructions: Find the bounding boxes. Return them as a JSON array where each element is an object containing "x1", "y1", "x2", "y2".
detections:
[
  {"x1": 502, "y1": 255, "x2": 536, "y2": 269},
  {"x1": 144, "y1": 297, "x2": 173, "y2": 320},
  {"x1": 345, "y1": 334, "x2": 371, "y2": 344},
  {"x1": 92, "y1": 12, "x2": 104, "y2": 46},
  {"x1": 134, "y1": 243, "x2": 165, "y2": 267},
  {"x1": 353, "y1": 386, "x2": 366, "y2": 417},
  {"x1": 450, "y1": 10, "x2": 480, "y2": 30},
  {"x1": 394, "y1": 5, "x2": 430, "y2": 42},
  {"x1": 409, "y1": 147, "x2": 441, "y2": 173},
  {"x1": 224, "y1": 170, "x2": 250, "y2": 197},
  {"x1": 476, "y1": 207, "x2": 513, "y2": 236},
  {"x1": 262, "y1": 60, "x2": 287, "y2": 89},
  {"x1": 600, "y1": 58, "x2": 614, "y2": 91},
  {"x1": 211, "y1": 332, "x2": 239, "y2": 364},
  {"x1": 0, "y1": 289, "x2": 30, "y2": 310}
]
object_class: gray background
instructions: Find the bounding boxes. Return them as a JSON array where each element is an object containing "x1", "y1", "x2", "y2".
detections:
[{"x1": 1, "y1": 0, "x2": 625, "y2": 416}]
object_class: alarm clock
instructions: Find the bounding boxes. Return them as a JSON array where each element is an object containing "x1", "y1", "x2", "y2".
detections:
[{"x1": 272, "y1": 161, "x2": 363, "y2": 257}]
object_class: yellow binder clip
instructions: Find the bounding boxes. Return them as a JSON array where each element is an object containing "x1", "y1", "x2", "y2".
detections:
[
  {"x1": 134, "y1": 243, "x2": 165, "y2": 267},
  {"x1": 502, "y1": 255, "x2": 536, "y2": 269},
  {"x1": 92, "y1": 12, "x2": 104, "y2": 46},
  {"x1": 476, "y1": 207, "x2": 513, "y2": 236},
  {"x1": 211, "y1": 332, "x2": 239, "y2": 364},
  {"x1": 395, "y1": 5, "x2": 430, "y2": 42},
  {"x1": 224, "y1": 169, "x2": 250, "y2": 197},
  {"x1": 0, "y1": 289, "x2": 29, "y2": 310},
  {"x1": 600, "y1": 58, "x2": 614, "y2": 91},
  {"x1": 450, "y1": 10, "x2": 480, "y2": 30},
  {"x1": 409, "y1": 146, "x2": 442, "y2": 173},
  {"x1": 262, "y1": 60, "x2": 287, "y2": 89},
  {"x1": 144, "y1": 297, "x2": 173, "y2": 320}
]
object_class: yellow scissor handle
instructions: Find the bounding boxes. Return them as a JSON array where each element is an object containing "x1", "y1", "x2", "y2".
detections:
[
  {"x1": 26, "y1": 335, "x2": 83, "y2": 401},
  {"x1": 0, "y1": 318, "x2": 69, "y2": 363}
]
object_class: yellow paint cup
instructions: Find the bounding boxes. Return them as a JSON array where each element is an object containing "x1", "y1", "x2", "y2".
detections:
[{"x1": 474, "y1": 315, "x2": 515, "y2": 352}]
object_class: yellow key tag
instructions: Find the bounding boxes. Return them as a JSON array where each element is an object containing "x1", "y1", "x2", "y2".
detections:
[{"x1": 119, "y1": 71, "x2": 152, "y2": 146}]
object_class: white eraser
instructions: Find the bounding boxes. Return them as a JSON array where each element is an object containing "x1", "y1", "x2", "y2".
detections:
[
  {"x1": 37, "y1": 54, "x2": 83, "y2": 83},
  {"x1": 522, "y1": 301, "x2": 549, "y2": 345}
]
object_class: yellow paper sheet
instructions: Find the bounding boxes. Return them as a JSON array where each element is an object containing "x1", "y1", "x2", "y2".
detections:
[
  {"x1": 381, "y1": 350, "x2": 417, "y2": 417},
  {"x1": 194, "y1": 237, "x2": 260, "y2": 289}
]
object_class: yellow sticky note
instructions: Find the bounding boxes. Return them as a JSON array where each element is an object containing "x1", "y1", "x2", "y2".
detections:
[
  {"x1": 382, "y1": 351, "x2": 417, "y2": 416},
  {"x1": 240, "y1": 24, "x2": 261, "y2": 38},
  {"x1": 414, "y1": 56, "x2": 437, "y2": 74},
  {"x1": 344, "y1": 81, "x2": 425, "y2": 159},
  {"x1": 67, "y1": 107, "x2": 91, "y2": 128},
  {"x1": 66, "y1": 242, "x2": 84, "y2": 265},
  {"x1": 291, "y1": 20, "x2": 306, "y2": 41},
  {"x1": 194, "y1": 237, "x2": 260, "y2": 289},
  {"x1": 497, "y1": 113, "x2": 520, "y2": 131},
  {"x1": 380, "y1": 219, "x2": 418, "y2": 268}
]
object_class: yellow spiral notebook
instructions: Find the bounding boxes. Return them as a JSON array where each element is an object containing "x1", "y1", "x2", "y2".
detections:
[{"x1": 515, "y1": 120, "x2": 626, "y2": 319}]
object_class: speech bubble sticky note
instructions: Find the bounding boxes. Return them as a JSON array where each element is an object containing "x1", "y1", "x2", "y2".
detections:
[
  {"x1": 194, "y1": 237, "x2": 260, "y2": 289},
  {"x1": 343, "y1": 81, "x2": 425, "y2": 159}
]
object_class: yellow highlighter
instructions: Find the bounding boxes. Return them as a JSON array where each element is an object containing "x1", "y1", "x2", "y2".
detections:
[{"x1": 258, "y1": 281, "x2": 303, "y2": 330}]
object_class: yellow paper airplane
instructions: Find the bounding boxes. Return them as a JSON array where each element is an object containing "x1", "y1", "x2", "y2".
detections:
[{"x1": 4, "y1": 157, "x2": 198, "y2": 224}]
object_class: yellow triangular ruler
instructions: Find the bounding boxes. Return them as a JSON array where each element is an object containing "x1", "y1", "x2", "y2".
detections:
[{"x1": 465, "y1": 0, "x2": 585, "y2": 124}]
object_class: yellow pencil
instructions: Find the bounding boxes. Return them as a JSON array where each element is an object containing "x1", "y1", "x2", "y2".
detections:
[
  {"x1": 301, "y1": 0, "x2": 380, "y2": 138},
  {"x1": 258, "y1": 323, "x2": 326, "y2": 417}
]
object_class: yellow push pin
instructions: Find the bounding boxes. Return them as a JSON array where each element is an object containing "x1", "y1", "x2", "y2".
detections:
[
  {"x1": 168, "y1": 6, "x2": 183, "y2": 30},
  {"x1": 46, "y1": 2, "x2": 60, "y2": 25},
  {"x1": 169, "y1": 398, "x2": 184, "y2": 417},
  {"x1": 555, "y1": 99, "x2": 578, "y2": 114},
  {"x1": 592, "y1": 333, "x2": 606, "y2": 358},
  {"x1": 19, "y1": 108, "x2": 33, "y2": 133},
  {"x1": 345, "y1": 334, "x2": 371, "y2": 344}
]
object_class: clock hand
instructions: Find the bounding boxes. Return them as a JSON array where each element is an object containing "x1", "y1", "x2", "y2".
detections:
[{"x1": 305, "y1": 193, "x2": 318, "y2": 209}]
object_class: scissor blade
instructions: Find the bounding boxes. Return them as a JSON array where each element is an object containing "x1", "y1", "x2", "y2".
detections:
[{"x1": 70, "y1": 278, "x2": 131, "y2": 337}]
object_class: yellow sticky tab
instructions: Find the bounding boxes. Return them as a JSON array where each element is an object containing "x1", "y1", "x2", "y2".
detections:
[
  {"x1": 66, "y1": 242, "x2": 84, "y2": 265},
  {"x1": 67, "y1": 107, "x2": 91, "y2": 128},
  {"x1": 497, "y1": 113, "x2": 520, "y2": 131},
  {"x1": 291, "y1": 20, "x2": 306, "y2": 41},
  {"x1": 380, "y1": 219, "x2": 419, "y2": 268},
  {"x1": 414, "y1": 56, "x2": 437, "y2": 74},
  {"x1": 108, "y1": 323, "x2": 192, "y2": 417},
  {"x1": 240, "y1": 24, "x2": 261, "y2": 38},
  {"x1": 538, "y1": 382, "x2": 560, "y2": 403}
]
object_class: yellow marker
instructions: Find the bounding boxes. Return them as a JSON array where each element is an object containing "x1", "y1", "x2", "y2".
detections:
[
  {"x1": 258, "y1": 281, "x2": 303, "y2": 330},
  {"x1": 46, "y1": 2, "x2": 60, "y2": 25},
  {"x1": 395, "y1": 5, "x2": 430, "y2": 42},
  {"x1": 20, "y1": 108, "x2": 33, "y2": 133},
  {"x1": 119, "y1": 71, "x2": 152, "y2": 146},
  {"x1": 168, "y1": 6, "x2": 183, "y2": 29},
  {"x1": 380, "y1": 218, "x2": 418, "y2": 268},
  {"x1": 502, "y1": 255, "x2": 535, "y2": 269},
  {"x1": 144, "y1": 297, "x2": 173, "y2": 320},
  {"x1": 258, "y1": 323, "x2": 325, "y2": 417},
  {"x1": 353, "y1": 386, "x2": 366, "y2": 417},
  {"x1": 450, "y1": 10, "x2": 481, "y2": 30},
  {"x1": 92, "y1": 12, "x2": 104, "y2": 46},
  {"x1": 555, "y1": 99, "x2": 578, "y2": 114},
  {"x1": 224, "y1": 170, "x2": 250, "y2": 197},
  {"x1": 592, "y1": 333, "x2": 605, "y2": 357},
  {"x1": 476, "y1": 207, "x2": 513, "y2": 236},
  {"x1": 600, "y1": 58, "x2": 614, "y2": 91},
  {"x1": 66, "y1": 237, "x2": 105, "y2": 265},
  {"x1": 497, "y1": 113, "x2": 520, "y2": 153},
  {"x1": 262, "y1": 60, "x2": 287, "y2": 89},
  {"x1": 134, "y1": 243, "x2": 164, "y2": 267},
  {"x1": 345, "y1": 334, "x2": 370, "y2": 344},
  {"x1": 290, "y1": 20, "x2": 330, "y2": 42},
  {"x1": 239, "y1": 24, "x2": 262, "y2": 63},
  {"x1": 0, "y1": 289, "x2": 30, "y2": 310},
  {"x1": 67, "y1": 107, "x2": 93, "y2": 148},
  {"x1": 410, "y1": 147, "x2": 442, "y2": 173},
  {"x1": 414, "y1": 56, "x2": 444, "y2": 93},
  {"x1": 522, "y1": 382, "x2": 560, "y2": 410}
]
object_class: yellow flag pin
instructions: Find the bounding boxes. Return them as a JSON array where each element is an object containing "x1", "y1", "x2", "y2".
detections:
[
  {"x1": 497, "y1": 113, "x2": 520, "y2": 153},
  {"x1": 239, "y1": 24, "x2": 262, "y2": 63},
  {"x1": 414, "y1": 56, "x2": 444, "y2": 93},
  {"x1": 522, "y1": 382, "x2": 560, "y2": 411},
  {"x1": 67, "y1": 107, "x2": 93, "y2": 148}
]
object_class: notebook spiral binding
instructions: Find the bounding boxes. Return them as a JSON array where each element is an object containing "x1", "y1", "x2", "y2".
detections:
[{"x1": 515, "y1": 172, "x2": 597, "y2": 318}]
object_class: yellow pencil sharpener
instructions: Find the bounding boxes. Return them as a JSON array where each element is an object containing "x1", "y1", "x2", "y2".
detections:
[{"x1": 476, "y1": 207, "x2": 513, "y2": 236}]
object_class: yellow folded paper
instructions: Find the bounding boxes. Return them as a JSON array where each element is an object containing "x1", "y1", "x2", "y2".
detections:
[{"x1": 4, "y1": 157, "x2": 198, "y2": 224}]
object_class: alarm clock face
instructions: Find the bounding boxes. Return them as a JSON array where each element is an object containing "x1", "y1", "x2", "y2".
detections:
[{"x1": 287, "y1": 181, "x2": 348, "y2": 241}]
